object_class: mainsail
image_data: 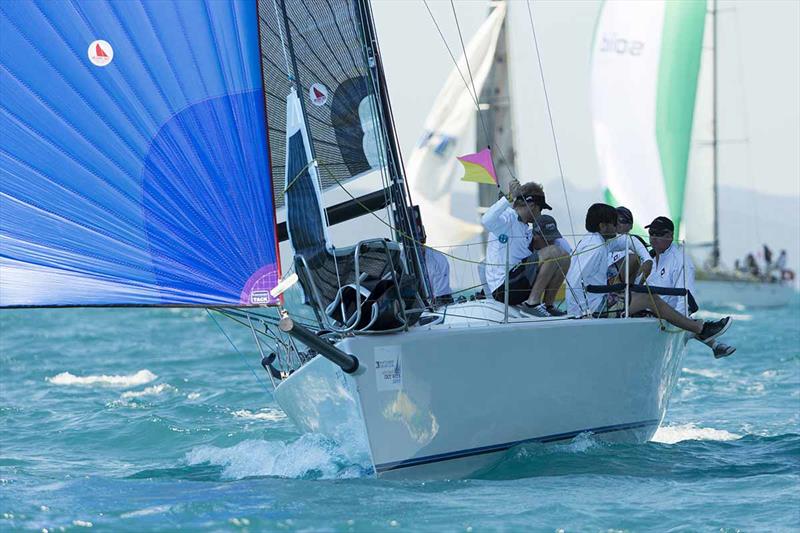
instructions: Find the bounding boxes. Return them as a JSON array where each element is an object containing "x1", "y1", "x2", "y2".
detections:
[
  {"x1": 1, "y1": 0, "x2": 279, "y2": 307},
  {"x1": 591, "y1": 0, "x2": 706, "y2": 234},
  {"x1": 257, "y1": 0, "x2": 385, "y2": 208},
  {"x1": 259, "y1": 0, "x2": 425, "y2": 328}
]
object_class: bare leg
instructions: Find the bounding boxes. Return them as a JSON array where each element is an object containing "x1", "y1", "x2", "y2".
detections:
[
  {"x1": 544, "y1": 255, "x2": 571, "y2": 306},
  {"x1": 526, "y1": 245, "x2": 561, "y2": 305},
  {"x1": 614, "y1": 253, "x2": 640, "y2": 284},
  {"x1": 628, "y1": 292, "x2": 703, "y2": 334}
]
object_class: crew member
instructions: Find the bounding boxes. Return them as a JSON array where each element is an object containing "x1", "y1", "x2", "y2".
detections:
[
  {"x1": 607, "y1": 206, "x2": 649, "y2": 283},
  {"x1": 482, "y1": 180, "x2": 569, "y2": 317},
  {"x1": 566, "y1": 204, "x2": 732, "y2": 344},
  {"x1": 645, "y1": 216, "x2": 736, "y2": 358},
  {"x1": 420, "y1": 229, "x2": 453, "y2": 306},
  {"x1": 532, "y1": 214, "x2": 571, "y2": 315}
]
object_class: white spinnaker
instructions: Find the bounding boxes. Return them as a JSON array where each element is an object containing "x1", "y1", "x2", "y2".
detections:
[
  {"x1": 591, "y1": 0, "x2": 670, "y2": 224},
  {"x1": 405, "y1": 2, "x2": 506, "y2": 247}
]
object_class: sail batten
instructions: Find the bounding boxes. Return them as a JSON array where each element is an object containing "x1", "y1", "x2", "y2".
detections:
[{"x1": 1, "y1": 0, "x2": 280, "y2": 308}]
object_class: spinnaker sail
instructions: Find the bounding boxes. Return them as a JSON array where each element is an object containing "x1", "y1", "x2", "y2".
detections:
[
  {"x1": 591, "y1": 0, "x2": 706, "y2": 234},
  {"x1": 1, "y1": 0, "x2": 279, "y2": 307}
]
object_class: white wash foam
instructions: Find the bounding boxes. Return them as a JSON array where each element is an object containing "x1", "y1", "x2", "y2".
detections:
[
  {"x1": 652, "y1": 423, "x2": 741, "y2": 444},
  {"x1": 121, "y1": 383, "x2": 175, "y2": 399},
  {"x1": 47, "y1": 369, "x2": 157, "y2": 388},
  {"x1": 232, "y1": 407, "x2": 287, "y2": 421},
  {"x1": 185, "y1": 433, "x2": 372, "y2": 479}
]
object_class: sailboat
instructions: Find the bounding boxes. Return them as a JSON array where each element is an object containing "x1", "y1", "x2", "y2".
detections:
[
  {"x1": 591, "y1": 0, "x2": 794, "y2": 309},
  {"x1": 2, "y1": 0, "x2": 689, "y2": 479}
]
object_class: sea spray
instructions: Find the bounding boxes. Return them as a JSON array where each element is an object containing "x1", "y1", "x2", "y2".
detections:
[
  {"x1": 185, "y1": 434, "x2": 372, "y2": 480},
  {"x1": 652, "y1": 423, "x2": 741, "y2": 444},
  {"x1": 46, "y1": 369, "x2": 157, "y2": 387}
]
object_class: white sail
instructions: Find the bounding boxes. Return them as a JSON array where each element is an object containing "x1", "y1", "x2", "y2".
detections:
[
  {"x1": 405, "y1": 2, "x2": 506, "y2": 247},
  {"x1": 591, "y1": 0, "x2": 706, "y2": 233}
]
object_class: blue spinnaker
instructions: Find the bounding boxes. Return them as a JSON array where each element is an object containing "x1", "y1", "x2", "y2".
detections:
[{"x1": 1, "y1": 0, "x2": 279, "y2": 306}]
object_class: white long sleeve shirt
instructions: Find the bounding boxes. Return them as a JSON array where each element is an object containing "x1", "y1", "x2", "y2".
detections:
[
  {"x1": 566, "y1": 233, "x2": 651, "y2": 316},
  {"x1": 645, "y1": 243, "x2": 695, "y2": 316},
  {"x1": 482, "y1": 198, "x2": 533, "y2": 292}
]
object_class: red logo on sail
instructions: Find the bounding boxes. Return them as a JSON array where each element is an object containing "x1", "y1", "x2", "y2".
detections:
[
  {"x1": 309, "y1": 83, "x2": 328, "y2": 106},
  {"x1": 88, "y1": 40, "x2": 114, "y2": 67}
]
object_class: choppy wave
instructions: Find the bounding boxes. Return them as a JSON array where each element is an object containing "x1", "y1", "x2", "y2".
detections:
[
  {"x1": 682, "y1": 367, "x2": 724, "y2": 379},
  {"x1": 185, "y1": 434, "x2": 372, "y2": 480},
  {"x1": 231, "y1": 407, "x2": 287, "y2": 421},
  {"x1": 652, "y1": 424, "x2": 741, "y2": 444},
  {"x1": 121, "y1": 383, "x2": 175, "y2": 399},
  {"x1": 46, "y1": 369, "x2": 157, "y2": 388}
]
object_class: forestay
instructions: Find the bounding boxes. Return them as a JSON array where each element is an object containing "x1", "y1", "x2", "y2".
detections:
[
  {"x1": 0, "y1": 0, "x2": 279, "y2": 307},
  {"x1": 591, "y1": 0, "x2": 706, "y2": 234}
]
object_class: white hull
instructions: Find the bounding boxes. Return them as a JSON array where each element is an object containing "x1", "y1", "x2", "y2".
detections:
[
  {"x1": 274, "y1": 302, "x2": 688, "y2": 479},
  {"x1": 695, "y1": 279, "x2": 795, "y2": 309}
]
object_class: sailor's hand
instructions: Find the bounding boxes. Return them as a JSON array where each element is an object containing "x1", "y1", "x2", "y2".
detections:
[
  {"x1": 640, "y1": 259, "x2": 653, "y2": 280},
  {"x1": 508, "y1": 178, "x2": 522, "y2": 199}
]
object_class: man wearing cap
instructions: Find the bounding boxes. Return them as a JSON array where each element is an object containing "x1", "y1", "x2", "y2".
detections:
[
  {"x1": 608, "y1": 206, "x2": 651, "y2": 283},
  {"x1": 567, "y1": 205, "x2": 733, "y2": 346},
  {"x1": 643, "y1": 216, "x2": 736, "y2": 358},
  {"x1": 531, "y1": 214, "x2": 572, "y2": 315},
  {"x1": 566, "y1": 203, "x2": 652, "y2": 317},
  {"x1": 481, "y1": 180, "x2": 570, "y2": 317}
]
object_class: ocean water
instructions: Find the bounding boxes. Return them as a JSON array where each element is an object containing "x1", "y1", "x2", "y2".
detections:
[{"x1": 1, "y1": 299, "x2": 798, "y2": 532}]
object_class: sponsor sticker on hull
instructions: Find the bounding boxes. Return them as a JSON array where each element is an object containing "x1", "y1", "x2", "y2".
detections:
[{"x1": 375, "y1": 346, "x2": 402, "y2": 391}]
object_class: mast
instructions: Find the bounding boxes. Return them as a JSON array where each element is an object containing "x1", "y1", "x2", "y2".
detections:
[
  {"x1": 477, "y1": 6, "x2": 516, "y2": 209},
  {"x1": 711, "y1": 0, "x2": 720, "y2": 268},
  {"x1": 357, "y1": 0, "x2": 430, "y2": 299}
]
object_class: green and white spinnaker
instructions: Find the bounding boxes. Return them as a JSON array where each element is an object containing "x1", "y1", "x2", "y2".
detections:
[{"x1": 591, "y1": 0, "x2": 706, "y2": 234}]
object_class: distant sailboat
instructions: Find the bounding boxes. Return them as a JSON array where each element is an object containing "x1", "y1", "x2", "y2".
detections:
[{"x1": 590, "y1": 0, "x2": 793, "y2": 309}]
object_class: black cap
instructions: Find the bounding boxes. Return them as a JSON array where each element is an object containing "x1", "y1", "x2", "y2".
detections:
[
  {"x1": 534, "y1": 214, "x2": 562, "y2": 241},
  {"x1": 616, "y1": 206, "x2": 633, "y2": 225},
  {"x1": 519, "y1": 193, "x2": 552, "y2": 210},
  {"x1": 645, "y1": 216, "x2": 674, "y2": 234}
]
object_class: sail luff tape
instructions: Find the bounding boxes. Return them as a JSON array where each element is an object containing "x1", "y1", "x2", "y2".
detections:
[{"x1": 270, "y1": 273, "x2": 299, "y2": 298}]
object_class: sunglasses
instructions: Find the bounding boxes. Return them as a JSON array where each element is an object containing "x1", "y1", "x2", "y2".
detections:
[{"x1": 648, "y1": 230, "x2": 670, "y2": 237}]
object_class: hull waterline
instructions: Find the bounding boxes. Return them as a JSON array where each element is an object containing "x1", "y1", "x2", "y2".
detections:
[{"x1": 274, "y1": 305, "x2": 688, "y2": 479}]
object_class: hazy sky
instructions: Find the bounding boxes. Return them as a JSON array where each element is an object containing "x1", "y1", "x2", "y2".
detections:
[
  {"x1": 374, "y1": 0, "x2": 799, "y2": 196},
  {"x1": 365, "y1": 0, "x2": 799, "y2": 270},
  {"x1": 293, "y1": 1, "x2": 798, "y2": 274}
]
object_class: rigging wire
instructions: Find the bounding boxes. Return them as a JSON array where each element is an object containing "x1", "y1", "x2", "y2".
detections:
[
  {"x1": 206, "y1": 309, "x2": 272, "y2": 392},
  {"x1": 524, "y1": 0, "x2": 593, "y2": 314},
  {"x1": 423, "y1": 1, "x2": 586, "y2": 311},
  {"x1": 421, "y1": 0, "x2": 517, "y2": 183},
  {"x1": 524, "y1": 0, "x2": 577, "y2": 249},
  {"x1": 448, "y1": 0, "x2": 493, "y2": 156}
]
